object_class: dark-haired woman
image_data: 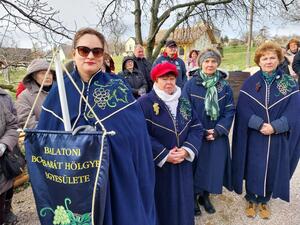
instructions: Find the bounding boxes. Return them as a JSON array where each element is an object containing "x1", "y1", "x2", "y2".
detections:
[
  {"x1": 186, "y1": 49, "x2": 199, "y2": 79},
  {"x1": 38, "y1": 28, "x2": 156, "y2": 225}
]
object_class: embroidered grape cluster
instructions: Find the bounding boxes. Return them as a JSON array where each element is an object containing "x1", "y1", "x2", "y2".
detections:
[
  {"x1": 53, "y1": 206, "x2": 70, "y2": 225},
  {"x1": 275, "y1": 74, "x2": 297, "y2": 96},
  {"x1": 40, "y1": 198, "x2": 92, "y2": 225},
  {"x1": 93, "y1": 87, "x2": 110, "y2": 109},
  {"x1": 277, "y1": 82, "x2": 288, "y2": 95}
]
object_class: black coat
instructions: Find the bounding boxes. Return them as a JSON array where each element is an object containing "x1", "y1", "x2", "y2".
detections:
[
  {"x1": 118, "y1": 56, "x2": 148, "y2": 98},
  {"x1": 133, "y1": 56, "x2": 153, "y2": 92},
  {"x1": 292, "y1": 51, "x2": 300, "y2": 74},
  {"x1": 292, "y1": 51, "x2": 300, "y2": 86},
  {"x1": 279, "y1": 57, "x2": 290, "y2": 75}
]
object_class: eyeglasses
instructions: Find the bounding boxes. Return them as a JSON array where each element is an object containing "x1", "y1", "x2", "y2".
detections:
[{"x1": 76, "y1": 46, "x2": 104, "y2": 58}]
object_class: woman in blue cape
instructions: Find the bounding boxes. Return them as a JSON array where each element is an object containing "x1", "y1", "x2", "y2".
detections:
[
  {"x1": 182, "y1": 49, "x2": 235, "y2": 216},
  {"x1": 232, "y1": 42, "x2": 300, "y2": 219},
  {"x1": 138, "y1": 62, "x2": 203, "y2": 225},
  {"x1": 37, "y1": 28, "x2": 156, "y2": 225}
]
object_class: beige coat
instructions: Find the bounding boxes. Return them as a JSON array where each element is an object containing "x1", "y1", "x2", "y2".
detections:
[
  {"x1": 285, "y1": 49, "x2": 300, "y2": 80},
  {"x1": 16, "y1": 81, "x2": 48, "y2": 129}
]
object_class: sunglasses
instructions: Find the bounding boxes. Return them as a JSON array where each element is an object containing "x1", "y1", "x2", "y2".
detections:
[{"x1": 76, "y1": 46, "x2": 104, "y2": 58}]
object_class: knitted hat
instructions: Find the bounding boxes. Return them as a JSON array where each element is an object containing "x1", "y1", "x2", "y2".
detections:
[
  {"x1": 23, "y1": 59, "x2": 55, "y2": 84},
  {"x1": 151, "y1": 62, "x2": 178, "y2": 81},
  {"x1": 198, "y1": 49, "x2": 221, "y2": 67}
]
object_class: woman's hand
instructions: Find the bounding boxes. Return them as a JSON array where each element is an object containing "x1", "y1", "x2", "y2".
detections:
[
  {"x1": 206, "y1": 129, "x2": 215, "y2": 141},
  {"x1": 176, "y1": 148, "x2": 189, "y2": 158},
  {"x1": 260, "y1": 123, "x2": 275, "y2": 135},
  {"x1": 166, "y1": 147, "x2": 188, "y2": 164}
]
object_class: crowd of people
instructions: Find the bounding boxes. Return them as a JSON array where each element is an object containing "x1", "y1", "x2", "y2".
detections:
[{"x1": 0, "y1": 27, "x2": 300, "y2": 225}]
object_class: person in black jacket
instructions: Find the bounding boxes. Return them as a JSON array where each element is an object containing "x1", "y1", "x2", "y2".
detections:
[
  {"x1": 292, "y1": 51, "x2": 300, "y2": 88},
  {"x1": 133, "y1": 44, "x2": 153, "y2": 92},
  {"x1": 279, "y1": 47, "x2": 291, "y2": 75},
  {"x1": 118, "y1": 56, "x2": 148, "y2": 98}
]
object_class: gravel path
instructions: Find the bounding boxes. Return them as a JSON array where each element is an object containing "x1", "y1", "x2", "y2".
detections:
[
  {"x1": 195, "y1": 163, "x2": 300, "y2": 225},
  {"x1": 13, "y1": 164, "x2": 300, "y2": 225}
]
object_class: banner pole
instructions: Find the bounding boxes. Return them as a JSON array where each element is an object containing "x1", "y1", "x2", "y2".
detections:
[{"x1": 55, "y1": 47, "x2": 71, "y2": 131}]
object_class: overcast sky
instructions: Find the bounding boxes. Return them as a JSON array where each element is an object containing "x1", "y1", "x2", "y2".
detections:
[{"x1": 12, "y1": 0, "x2": 300, "y2": 48}]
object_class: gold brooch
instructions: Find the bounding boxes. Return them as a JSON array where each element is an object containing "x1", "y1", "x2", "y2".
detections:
[{"x1": 153, "y1": 103, "x2": 160, "y2": 115}]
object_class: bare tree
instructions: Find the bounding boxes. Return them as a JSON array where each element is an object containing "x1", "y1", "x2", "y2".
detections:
[
  {"x1": 96, "y1": 0, "x2": 293, "y2": 62},
  {"x1": 0, "y1": 0, "x2": 76, "y2": 87},
  {"x1": 100, "y1": 18, "x2": 127, "y2": 56},
  {"x1": 281, "y1": 0, "x2": 296, "y2": 11},
  {"x1": 0, "y1": 0, "x2": 74, "y2": 46},
  {"x1": 281, "y1": 0, "x2": 299, "y2": 21},
  {"x1": 96, "y1": 0, "x2": 242, "y2": 62}
]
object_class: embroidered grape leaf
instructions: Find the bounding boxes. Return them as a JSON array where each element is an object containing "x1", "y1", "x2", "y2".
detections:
[
  {"x1": 179, "y1": 97, "x2": 192, "y2": 120},
  {"x1": 76, "y1": 213, "x2": 91, "y2": 224}
]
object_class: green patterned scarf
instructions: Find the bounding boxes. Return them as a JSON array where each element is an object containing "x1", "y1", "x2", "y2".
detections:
[
  {"x1": 261, "y1": 70, "x2": 277, "y2": 85},
  {"x1": 199, "y1": 70, "x2": 220, "y2": 121}
]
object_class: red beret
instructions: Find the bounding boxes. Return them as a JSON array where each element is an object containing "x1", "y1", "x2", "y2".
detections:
[{"x1": 150, "y1": 62, "x2": 178, "y2": 81}]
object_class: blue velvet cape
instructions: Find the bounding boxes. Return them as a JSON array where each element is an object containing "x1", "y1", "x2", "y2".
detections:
[
  {"x1": 38, "y1": 69, "x2": 156, "y2": 225},
  {"x1": 182, "y1": 71, "x2": 235, "y2": 194},
  {"x1": 138, "y1": 90, "x2": 203, "y2": 225},
  {"x1": 232, "y1": 69, "x2": 300, "y2": 202}
]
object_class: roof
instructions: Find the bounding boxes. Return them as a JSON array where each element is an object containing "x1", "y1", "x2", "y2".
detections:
[
  {"x1": 154, "y1": 23, "x2": 219, "y2": 45},
  {"x1": 125, "y1": 37, "x2": 136, "y2": 43}
]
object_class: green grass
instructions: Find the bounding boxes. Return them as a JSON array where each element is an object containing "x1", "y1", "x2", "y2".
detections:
[
  {"x1": 221, "y1": 45, "x2": 257, "y2": 71},
  {"x1": 0, "y1": 68, "x2": 26, "y2": 99},
  {"x1": 112, "y1": 45, "x2": 257, "y2": 73},
  {"x1": 0, "y1": 68, "x2": 25, "y2": 84},
  {"x1": 112, "y1": 55, "x2": 123, "y2": 74}
]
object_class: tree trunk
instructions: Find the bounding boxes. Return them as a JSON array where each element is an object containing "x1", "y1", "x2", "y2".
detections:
[
  {"x1": 145, "y1": 0, "x2": 161, "y2": 62},
  {"x1": 134, "y1": 0, "x2": 143, "y2": 45},
  {"x1": 246, "y1": 0, "x2": 255, "y2": 68}
]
